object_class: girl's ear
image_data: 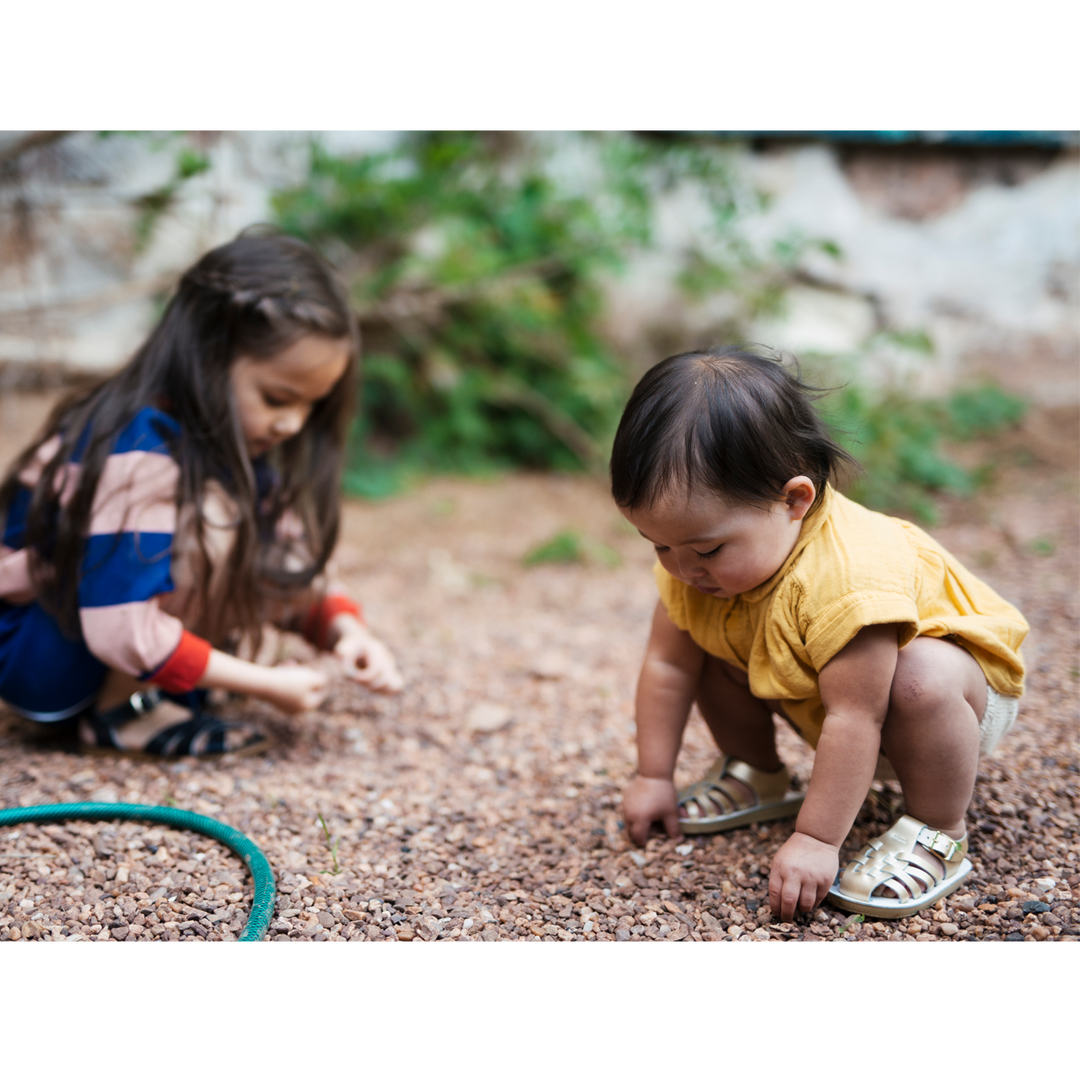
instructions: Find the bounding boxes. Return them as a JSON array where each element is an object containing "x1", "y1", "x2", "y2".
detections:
[{"x1": 782, "y1": 476, "x2": 816, "y2": 521}]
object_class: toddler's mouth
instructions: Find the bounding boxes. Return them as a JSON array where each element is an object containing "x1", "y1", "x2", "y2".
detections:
[{"x1": 693, "y1": 583, "x2": 723, "y2": 595}]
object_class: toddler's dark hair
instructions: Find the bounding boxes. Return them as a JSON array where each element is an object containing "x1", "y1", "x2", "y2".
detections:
[{"x1": 610, "y1": 346, "x2": 856, "y2": 513}]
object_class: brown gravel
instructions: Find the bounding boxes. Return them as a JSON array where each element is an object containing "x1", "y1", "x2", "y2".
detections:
[{"x1": 1, "y1": 396, "x2": 1077, "y2": 943}]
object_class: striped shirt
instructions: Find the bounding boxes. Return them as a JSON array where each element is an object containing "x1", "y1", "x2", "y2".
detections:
[{"x1": 1, "y1": 407, "x2": 212, "y2": 692}]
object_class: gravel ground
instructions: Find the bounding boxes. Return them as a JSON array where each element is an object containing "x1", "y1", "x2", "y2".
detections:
[{"x1": 1, "y1": 396, "x2": 1077, "y2": 944}]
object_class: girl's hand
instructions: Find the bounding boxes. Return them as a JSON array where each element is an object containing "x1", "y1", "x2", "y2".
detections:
[
  {"x1": 331, "y1": 617, "x2": 404, "y2": 694},
  {"x1": 198, "y1": 648, "x2": 328, "y2": 713},
  {"x1": 262, "y1": 664, "x2": 330, "y2": 714},
  {"x1": 623, "y1": 776, "x2": 682, "y2": 847},
  {"x1": 768, "y1": 831, "x2": 840, "y2": 922}
]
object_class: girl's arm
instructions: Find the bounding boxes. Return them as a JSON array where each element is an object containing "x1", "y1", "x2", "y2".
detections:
[
  {"x1": 768, "y1": 622, "x2": 899, "y2": 920},
  {"x1": 290, "y1": 592, "x2": 403, "y2": 694},
  {"x1": 623, "y1": 600, "x2": 705, "y2": 846},
  {"x1": 198, "y1": 647, "x2": 328, "y2": 714}
]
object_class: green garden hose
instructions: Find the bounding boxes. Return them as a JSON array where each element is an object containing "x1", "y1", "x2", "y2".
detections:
[{"x1": 0, "y1": 803, "x2": 275, "y2": 941}]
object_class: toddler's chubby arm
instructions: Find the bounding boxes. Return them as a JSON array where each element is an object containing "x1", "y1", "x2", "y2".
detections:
[
  {"x1": 768, "y1": 623, "x2": 900, "y2": 921},
  {"x1": 623, "y1": 600, "x2": 705, "y2": 846}
]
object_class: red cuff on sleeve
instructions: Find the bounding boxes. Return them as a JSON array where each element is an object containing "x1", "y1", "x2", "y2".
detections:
[
  {"x1": 301, "y1": 594, "x2": 364, "y2": 651},
  {"x1": 149, "y1": 630, "x2": 213, "y2": 693}
]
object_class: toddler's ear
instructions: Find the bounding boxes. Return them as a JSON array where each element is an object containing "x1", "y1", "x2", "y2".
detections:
[{"x1": 782, "y1": 476, "x2": 816, "y2": 520}]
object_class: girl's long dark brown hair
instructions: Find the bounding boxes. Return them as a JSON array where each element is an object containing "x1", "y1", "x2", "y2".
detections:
[{"x1": 0, "y1": 230, "x2": 358, "y2": 646}]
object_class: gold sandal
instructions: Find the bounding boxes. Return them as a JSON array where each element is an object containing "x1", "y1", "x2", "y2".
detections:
[
  {"x1": 677, "y1": 755, "x2": 805, "y2": 834},
  {"x1": 827, "y1": 814, "x2": 973, "y2": 918}
]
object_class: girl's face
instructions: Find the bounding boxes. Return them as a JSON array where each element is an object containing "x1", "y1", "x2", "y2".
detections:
[
  {"x1": 621, "y1": 478, "x2": 815, "y2": 599},
  {"x1": 230, "y1": 334, "x2": 350, "y2": 458}
]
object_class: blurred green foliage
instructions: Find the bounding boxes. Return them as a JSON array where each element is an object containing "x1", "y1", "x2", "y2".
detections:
[
  {"x1": 822, "y1": 381, "x2": 1027, "y2": 523},
  {"x1": 272, "y1": 133, "x2": 795, "y2": 498},
  {"x1": 262, "y1": 131, "x2": 1026, "y2": 516},
  {"x1": 522, "y1": 529, "x2": 621, "y2": 569}
]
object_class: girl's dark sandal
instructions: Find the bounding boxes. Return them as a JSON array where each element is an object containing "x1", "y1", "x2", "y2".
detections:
[{"x1": 82, "y1": 689, "x2": 269, "y2": 760}]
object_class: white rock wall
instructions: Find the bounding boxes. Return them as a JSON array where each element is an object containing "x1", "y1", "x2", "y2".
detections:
[{"x1": 1, "y1": 133, "x2": 1076, "y2": 404}]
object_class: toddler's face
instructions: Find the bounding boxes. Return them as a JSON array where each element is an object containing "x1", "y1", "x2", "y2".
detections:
[
  {"x1": 230, "y1": 334, "x2": 350, "y2": 458},
  {"x1": 621, "y1": 480, "x2": 814, "y2": 599}
]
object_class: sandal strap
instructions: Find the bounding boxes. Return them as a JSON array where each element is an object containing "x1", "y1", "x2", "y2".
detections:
[
  {"x1": 678, "y1": 755, "x2": 791, "y2": 820},
  {"x1": 96, "y1": 688, "x2": 163, "y2": 725},
  {"x1": 86, "y1": 688, "x2": 165, "y2": 748},
  {"x1": 680, "y1": 780, "x2": 743, "y2": 820},
  {"x1": 144, "y1": 715, "x2": 238, "y2": 758},
  {"x1": 723, "y1": 758, "x2": 792, "y2": 803},
  {"x1": 916, "y1": 826, "x2": 966, "y2": 862}
]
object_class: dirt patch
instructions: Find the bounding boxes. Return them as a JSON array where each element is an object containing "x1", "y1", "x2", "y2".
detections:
[{"x1": 1, "y1": 393, "x2": 1077, "y2": 943}]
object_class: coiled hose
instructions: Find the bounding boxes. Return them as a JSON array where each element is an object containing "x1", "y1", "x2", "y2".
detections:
[{"x1": 0, "y1": 803, "x2": 275, "y2": 941}]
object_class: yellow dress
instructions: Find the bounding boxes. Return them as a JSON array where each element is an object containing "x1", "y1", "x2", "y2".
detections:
[{"x1": 654, "y1": 485, "x2": 1028, "y2": 748}]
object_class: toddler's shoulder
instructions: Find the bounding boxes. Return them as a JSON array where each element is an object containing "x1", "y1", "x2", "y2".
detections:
[
  {"x1": 783, "y1": 491, "x2": 922, "y2": 612},
  {"x1": 777, "y1": 494, "x2": 924, "y2": 665},
  {"x1": 826, "y1": 490, "x2": 914, "y2": 537}
]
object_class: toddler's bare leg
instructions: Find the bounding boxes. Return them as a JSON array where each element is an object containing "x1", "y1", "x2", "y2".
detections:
[
  {"x1": 680, "y1": 656, "x2": 788, "y2": 814},
  {"x1": 694, "y1": 655, "x2": 783, "y2": 772},
  {"x1": 880, "y1": 636, "x2": 986, "y2": 838}
]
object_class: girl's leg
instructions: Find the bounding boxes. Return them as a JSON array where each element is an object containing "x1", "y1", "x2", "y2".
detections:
[
  {"x1": 81, "y1": 484, "x2": 263, "y2": 755},
  {"x1": 81, "y1": 666, "x2": 265, "y2": 755},
  {"x1": 0, "y1": 601, "x2": 106, "y2": 724},
  {"x1": 880, "y1": 635, "x2": 986, "y2": 837}
]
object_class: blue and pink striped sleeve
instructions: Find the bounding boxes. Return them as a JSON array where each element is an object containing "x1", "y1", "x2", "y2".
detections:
[{"x1": 68, "y1": 408, "x2": 212, "y2": 692}]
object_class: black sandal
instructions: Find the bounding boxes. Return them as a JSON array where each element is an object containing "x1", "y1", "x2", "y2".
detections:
[{"x1": 83, "y1": 689, "x2": 269, "y2": 759}]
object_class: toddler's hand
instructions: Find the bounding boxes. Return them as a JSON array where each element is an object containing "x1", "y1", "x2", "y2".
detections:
[
  {"x1": 333, "y1": 623, "x2": 404, "y2": 694},
  {"x1": 262, "y1": 664, "x2": 330, "y2": 714},
  {"x1": 768, "y1": 831, "x2": 840, "y2": 922},
  {"x1": 623, "y1": 776, "x2": 682, "y2": 847}
]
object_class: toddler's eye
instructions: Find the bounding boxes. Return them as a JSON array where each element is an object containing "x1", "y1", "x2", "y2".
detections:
[
  {"x1": 695, "y1": 544, "x2": 723, "y2": 560},
  {"x1": 653, "y1": 544, "x2": 670, "y2": 554},
  {"x1": 262, "y1": 393, "x2": 288, "y2": 408}
]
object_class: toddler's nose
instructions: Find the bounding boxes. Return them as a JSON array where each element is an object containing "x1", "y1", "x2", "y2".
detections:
[{"x1": 675, "y1": 553, "x2": 705, "y2": 578}]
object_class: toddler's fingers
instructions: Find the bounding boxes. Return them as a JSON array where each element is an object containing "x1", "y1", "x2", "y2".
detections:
[
  {"x1": 768, "y1": 868, "x2": 803, "y2": 920},
  {"x1": 662, "y1": 809, "x2": 683, "y2": 841},
  {"x1": 779, "y1": 877, "x2": 804, "y2": 923},
  {"x1": 626, "y1": 815, "x2": 649, "y2": 848},
  {"x1": 814, "y1": 878, "x2": 833, "y2": 912},
  {"x1": 799, "y1": 880, "x2": 819, "y2": 916}
]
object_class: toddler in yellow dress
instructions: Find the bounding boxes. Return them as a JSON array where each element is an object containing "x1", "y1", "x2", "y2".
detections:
[{"x1": 611, "y1": 346, "x2": 1027, "y2": 920}]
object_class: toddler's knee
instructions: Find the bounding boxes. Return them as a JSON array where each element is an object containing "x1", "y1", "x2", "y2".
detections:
[{"x1": 890, "y1": 635, "x2": 987, "y2": 722}]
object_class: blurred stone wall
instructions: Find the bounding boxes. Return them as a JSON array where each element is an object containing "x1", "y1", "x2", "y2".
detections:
[
  {"x1": 603, "y1": 137, "x2": 1079, "y2": 405},
  {"x1": 0, "y1": 131, "x2": 390, "y2": 383},
  {"x1": 1, "y1": 132, "x2": 1076, "y2": 404}
]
